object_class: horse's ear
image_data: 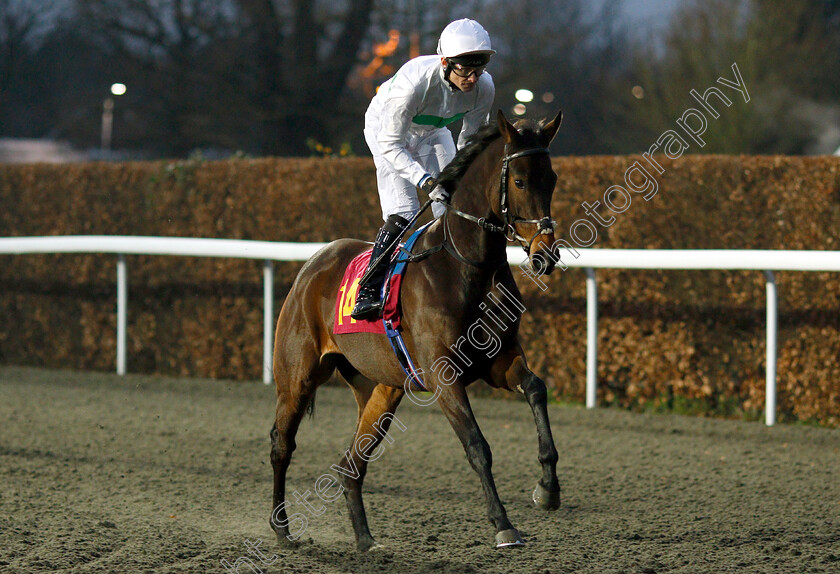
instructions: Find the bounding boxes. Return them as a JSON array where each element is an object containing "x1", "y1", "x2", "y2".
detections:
[
  {"x1": 540, "y1": 110, "x2": 563, "y2": 146},
  {"x1": 497, "y1": 109, "x2": 518, "y2": 145}
]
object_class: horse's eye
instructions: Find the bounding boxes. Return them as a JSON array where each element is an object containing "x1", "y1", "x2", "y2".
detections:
[{"x1": 514, "y1": 179, "x2": 525, "y2": 189}]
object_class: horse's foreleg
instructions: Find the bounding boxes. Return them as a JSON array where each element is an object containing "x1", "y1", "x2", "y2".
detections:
[
  {"x1": 521, "y1": 374, "x2": 561, "y2": 510},
  {"x1": 334, "y1": 382, "x2": 404, "y2": 552},
  {"x1": 436, "y1": 383, "x2": 523, "y2": 548},
  {"x1": 488, "y1": 347, "x2": 560, "y2": 511}
]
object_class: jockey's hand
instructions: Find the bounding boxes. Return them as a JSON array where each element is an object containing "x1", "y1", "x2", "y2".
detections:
[
  {"x1": 419, "y1": 174, "x2": 449, "y2": 203},
  {"x1": 429, "y1": 185, "x2": 450, "y2": 203}
]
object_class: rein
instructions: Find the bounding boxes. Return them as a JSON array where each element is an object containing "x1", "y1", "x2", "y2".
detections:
[
  {"x1": 442, "y1": 144, "x2": 555, "y2": 263},
  {"x1": 382, "y1": 144, "x2": 557, "y2": 273}
]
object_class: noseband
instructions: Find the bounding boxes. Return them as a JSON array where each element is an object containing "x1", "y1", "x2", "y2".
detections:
[
  {"x1": 498, "y1": 146, "x2": 556, "y2": 251},
  {"x1": 444, "y1": 145, "x2": 556, "y2": 257}
]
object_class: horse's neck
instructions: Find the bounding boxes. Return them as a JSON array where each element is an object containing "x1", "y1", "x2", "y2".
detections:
[{"x1": 445, "y1": 146, "x2": 507, "y2": 268}]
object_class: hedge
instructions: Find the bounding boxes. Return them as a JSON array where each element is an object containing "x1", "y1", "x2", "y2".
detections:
[{"x1": 1, "y1": 154, "x2": 838, "y2": 425}]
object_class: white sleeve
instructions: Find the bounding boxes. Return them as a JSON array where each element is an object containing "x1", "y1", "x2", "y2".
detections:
[
  {"x1": 458, "y1": 75, "x2": 495, "y2": 150},
  {"x1": 375, "y1": 76, "x2": 429, "y2": 186}
]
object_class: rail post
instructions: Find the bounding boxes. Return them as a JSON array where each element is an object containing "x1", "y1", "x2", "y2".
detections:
[
  {"x1": 764, "y1": 270, "x2": 777, "y2": 426},
  {"x1": 585, "y1": 268, "x2": 598, "y2": 409},
  {"x1": 263, "y1": 260, "x2": 275, "y2": 384},
  {"x1": 116, "y1": 254, "x2": 127, "y2": 376}
]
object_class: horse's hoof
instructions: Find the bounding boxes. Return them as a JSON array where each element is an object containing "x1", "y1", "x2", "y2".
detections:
[
  {"x1": 357, "y1": 537, "x2": 381, "y2": 552},
  {"x1": 495, "y1": 528, "x2": 525, "y2": 548},
  {"x1": 532, "y1": 483, "x2": 561, "y2": 511},
  {"x1": 274, "y1": 532, "x2": 301, "y2": 547}
]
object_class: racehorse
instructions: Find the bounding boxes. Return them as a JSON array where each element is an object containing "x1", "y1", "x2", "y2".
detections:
[{"x1": 270, "y1": 109, "x2": 563, "y2": 550}]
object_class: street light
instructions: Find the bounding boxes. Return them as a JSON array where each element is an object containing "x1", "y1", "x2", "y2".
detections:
[
  {"x1": 513, "y1": 89, "x2": 534, "y2": 116},
  {"x1": 101, "y1": 83, "x2": 127, "y2": 152},
  {"x1": 515, "y1": 89, "x2": 534, "y2": 103}
]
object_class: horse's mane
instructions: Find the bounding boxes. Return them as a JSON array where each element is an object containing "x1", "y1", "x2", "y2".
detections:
[
  {"x1": 437, "y1": 118, "x2": 544, "y2": 193},
  {"x1": 436, "y1": 123, "x2": 501, "y2": 192}
]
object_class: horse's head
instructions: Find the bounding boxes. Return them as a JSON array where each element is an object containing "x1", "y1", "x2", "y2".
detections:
[{"x1": 496, "y1": 109, "x2": 562, "y2": 275}]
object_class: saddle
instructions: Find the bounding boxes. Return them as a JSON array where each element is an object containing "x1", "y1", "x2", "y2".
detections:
[
  {"x1": 334, "y1": 221, "x2": 432, "y2": 335},
  {"x1": 333, "y1": 222, "x2": 433, "y2": 389}
]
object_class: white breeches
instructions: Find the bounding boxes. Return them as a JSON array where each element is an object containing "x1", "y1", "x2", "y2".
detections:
[{"x1": 364, "y1": 127, "x2": 455, "y2": 221}]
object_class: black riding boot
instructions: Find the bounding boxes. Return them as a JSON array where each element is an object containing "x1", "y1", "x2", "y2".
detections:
[{"x1": 351, "y1": 214, "x2": 409, "y2": 321}]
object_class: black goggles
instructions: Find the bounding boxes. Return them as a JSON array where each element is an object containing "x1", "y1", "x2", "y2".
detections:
[{"x1": 450, "y1": 62, "x2": 486, "y2": 78}]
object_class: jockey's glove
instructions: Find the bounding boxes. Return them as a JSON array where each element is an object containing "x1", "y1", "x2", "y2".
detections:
[
  {"x1": 429, "y1": 186, "x2": 450, "y2": 203},
  {"x1": 419, "y1": 174, "x2": 449, "y2": 203}
]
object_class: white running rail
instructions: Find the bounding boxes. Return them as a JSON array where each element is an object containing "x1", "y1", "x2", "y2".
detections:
[
  {"x1": 0, "y1": 236, "x2": 324, "y2": 386},
  {"x1": 514, "y1": 247, "x2": 840, "y2": 427},
  {"x1": 1, "y1": 236, "x2": 838, "y2": 426}
]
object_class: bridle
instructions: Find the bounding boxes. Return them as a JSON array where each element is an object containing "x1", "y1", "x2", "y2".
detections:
[
  {"x1": 392, "y1": 144, "x2": 557, "y2": 272},
  {"x1": 442, "y1": 144, "x2": 556, "y2": 260}
]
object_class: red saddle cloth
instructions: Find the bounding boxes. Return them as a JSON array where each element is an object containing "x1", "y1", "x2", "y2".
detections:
[{"x1": 333, "y1": 249, "x2": 404, "y2": 335}]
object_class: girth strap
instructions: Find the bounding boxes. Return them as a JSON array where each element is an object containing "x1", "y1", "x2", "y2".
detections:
[{"x1": 384, "y1": 319, "x2": 427, "y2": 391}]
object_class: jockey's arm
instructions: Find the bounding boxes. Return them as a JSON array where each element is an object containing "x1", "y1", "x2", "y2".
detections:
[{"x1": 376, "y1": 86, "x2": 429, "y2": 187}]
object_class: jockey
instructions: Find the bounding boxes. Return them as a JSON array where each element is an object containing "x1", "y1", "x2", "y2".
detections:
[{"x1": 352, "y1": 18, "x2": 496, "y2": 320}]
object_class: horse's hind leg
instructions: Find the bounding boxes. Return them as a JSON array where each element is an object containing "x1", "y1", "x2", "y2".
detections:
[
  {"x1": 269, "y1": 353, "x2": 335, "y2": 545},
  {"x1": 333, "y1": 371, "x2": 404, "y2": 552}
]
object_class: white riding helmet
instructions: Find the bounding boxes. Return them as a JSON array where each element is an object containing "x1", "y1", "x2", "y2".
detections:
[{"x1": 436, "y1": 19, "x2": 496, "y2": 62}]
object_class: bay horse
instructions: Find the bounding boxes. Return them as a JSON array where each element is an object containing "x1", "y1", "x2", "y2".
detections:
[{"x1": 270, "y1": 110, "x2": 563, "y2": 550}]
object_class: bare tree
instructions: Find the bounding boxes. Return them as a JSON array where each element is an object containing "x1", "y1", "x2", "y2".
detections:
[
  {"x1": 751, "y1": 0, "x2": 840, "y2": 102},
  {"x1": 236, "y1": 0, "x2": 376, "y2": 155},
  {"x1": 607, "y1": 0, "x2": 840, "y2": 154},
  {"x1": 74, "y1": 0, "x2": 251, "y2": 154},
  {"x1": 0, "y1": 0, "x2": 60, "y2": 135},
  {"x1": 479, "y1": 0, "x2": 629, "y2": 154},
  {"x1": 609, "y1": 0, "x2": 762, "y2": 153},
  {"x1": 73, "y1": 0, "x2": 380, "y2": 155}
]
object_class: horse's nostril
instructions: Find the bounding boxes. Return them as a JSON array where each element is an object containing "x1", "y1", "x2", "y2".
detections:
[{"x1": 530, "y1": 250, "x2": 556, "y2": 276}]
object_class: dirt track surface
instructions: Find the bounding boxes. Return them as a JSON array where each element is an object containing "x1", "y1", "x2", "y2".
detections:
[{"x1": 1, "y1": 366, "x2": 838, "y2": 574}]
